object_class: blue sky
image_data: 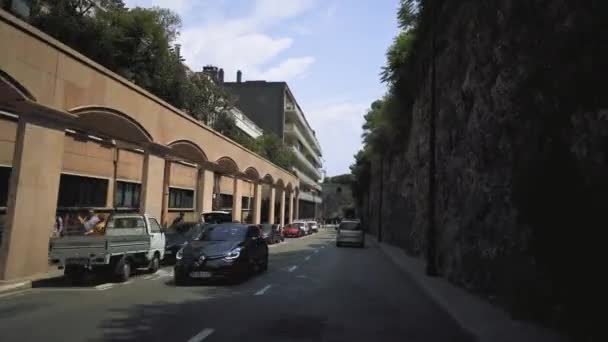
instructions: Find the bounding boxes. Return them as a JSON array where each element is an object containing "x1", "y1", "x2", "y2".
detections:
[{"x1": 124, "y1": 0, "x2": 400, "y2": 176}]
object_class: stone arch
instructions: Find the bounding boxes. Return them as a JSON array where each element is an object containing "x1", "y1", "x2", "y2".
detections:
[
  {"x1": 243, "y1": 167, "x2": 261, "y2": 182},
  {"x1": 0, "y1": 69, "x2": 36, "y2": 103},
  {"x1": 70, "y1": 106, "x2": 153, "y2": 145},
  {"x1": 167, "y1": 139, "x2": 208, "y2": 165},
  {"x1": 216, "y1": 156, "x2": 240, "y2": 175},
  {"x1": 262, "y1": 174, "x2": 274, "y2": 185},
  {"x1": 276, "y1": 178, "x2": 285, "y2": 189},
  {"x1": 286, "y1": 182, "x2": 294, "y2": 191}
]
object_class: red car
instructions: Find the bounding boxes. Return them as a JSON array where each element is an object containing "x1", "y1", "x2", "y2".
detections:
[{"x1": 283, "y1": 223, "x2": 303, "y2": 238}]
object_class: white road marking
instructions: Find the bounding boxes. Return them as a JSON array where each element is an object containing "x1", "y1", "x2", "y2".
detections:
[
  {"x1": 254, "y1": 284, "x2": 272, "y2": 296},
  {"x1": 143, "y1": 275, "x2": 155, "y2": 280},
  {"x1": 187, "y1": 328, "x2": 214, "y2": 342},
  {"x1": 314, "y1": 249, "x2": 319, "y2": 254},
  {"x1": 287, "y1": 265, "x2": 297, "y2": 272},
  {"x1": 304, "y1": 256, "x2": 311, "y2": 261},
  {"x1": 94, "y1": 283, "x2": 114, "y2": 291}
]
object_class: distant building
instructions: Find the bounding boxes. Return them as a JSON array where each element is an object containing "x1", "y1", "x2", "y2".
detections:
[
  {"x1": 322, "y1": 175, "x2": 355, "y2": 221},
  {"x1": 224, "y1": 72, "x2": 324, "y2": 219}
]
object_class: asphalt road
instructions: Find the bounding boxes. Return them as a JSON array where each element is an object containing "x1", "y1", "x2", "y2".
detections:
[{"x1": 0, "y1": 229, "x2": 474, "y2": 342}]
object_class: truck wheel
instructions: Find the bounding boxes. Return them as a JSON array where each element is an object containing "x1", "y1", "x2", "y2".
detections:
[
  {"x1": 148, "y1": 255, "x2": 160, "y2": 274},
  {"x1": 115, "y1": 258, "x2": 131, "y2": 282}
]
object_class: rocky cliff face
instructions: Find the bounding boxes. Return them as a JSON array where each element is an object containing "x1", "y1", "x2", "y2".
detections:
[{"x1": 362, "y1": 0, "x2": 606, "y2": 337}]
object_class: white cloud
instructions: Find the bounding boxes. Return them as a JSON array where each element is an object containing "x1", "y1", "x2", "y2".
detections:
[
  {"x1": 124, "y1": 0, "x2": 196, "y2": 14},
  {"x1": 253, "y1": 57, "x2": 315, "y2": 80},
  {"x1": 308, "y1": 101, "x2": 370, "y2": 175},
  {"x1": 174, "y1": 0, "x2": 317, "y2": 82}
]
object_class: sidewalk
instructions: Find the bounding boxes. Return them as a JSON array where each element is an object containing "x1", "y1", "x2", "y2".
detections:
[
  {"x1": 0, "y1": 266, "x2": 63, "y2": 297},
  {"x1": 368, "y1": 234, "x2": 566, "y2": 342}
]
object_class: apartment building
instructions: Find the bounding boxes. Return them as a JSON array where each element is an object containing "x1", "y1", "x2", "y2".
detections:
[{"x1": 224, "y1": 72, "x2": 323, "y2": 219}]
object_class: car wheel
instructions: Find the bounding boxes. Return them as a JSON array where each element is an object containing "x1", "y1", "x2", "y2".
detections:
[
  {"x1": 148, "y1": 255, "x2": 160, "y2": 274},
  {"x1": 115, "y1": 258, "x2": 131, "y2": 283}
]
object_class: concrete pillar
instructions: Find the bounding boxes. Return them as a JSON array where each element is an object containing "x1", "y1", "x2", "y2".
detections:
[
  {"x1": 268, "y1": 187, "x2": 276, "y2": 224},
  {"x1": 288, "y1": 191, "x2": 294, "y2": 224},
  {"x1": 196, "y1": 168, "x2": 214, "y2": 216},
  {"x1": 0, "y1": 121, "x2": 64, "y2": 280},
  {"x1": 252, "y1": 182, "x2": 262, "y2": 224},
  {"x1": 294, "y1": 193, "x2": 300, "y2": 220},
  {"x1": 140, "y1": 152, "x2": 164, "y2": 223},
  {"x1": 279, "y1": 188, "x2": 286, "y2": 226},
  {"x1": 160, "y1": 160, "x2": 171, "y2": 226},
  {"x1": 232, "y1": 177, "x2": 242, "y2": 222}
]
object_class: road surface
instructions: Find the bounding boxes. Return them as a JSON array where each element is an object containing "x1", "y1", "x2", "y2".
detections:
[{"x1": 0, "y1": 229, "x2": 474, "y2": 342}]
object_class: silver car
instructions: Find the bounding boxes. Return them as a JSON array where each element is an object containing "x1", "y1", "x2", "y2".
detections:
[{"x1": 336, "y1": 220, "x2": 364, "y2": 248}]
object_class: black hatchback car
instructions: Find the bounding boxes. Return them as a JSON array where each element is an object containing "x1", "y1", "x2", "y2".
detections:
[
  {"x1": 174, "y1": 224, "x2": 268, "y2": 285},
  {"x1": 164, "y1": 222, "x2": 206, "y2": 261}
]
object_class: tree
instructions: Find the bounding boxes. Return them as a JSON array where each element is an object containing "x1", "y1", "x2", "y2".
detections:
[{"x1": 254, "y1": 133, "x2": 296, "y2": 170}]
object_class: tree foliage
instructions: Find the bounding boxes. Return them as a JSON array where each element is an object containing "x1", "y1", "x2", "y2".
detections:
[
  {"x1": 350, "y1": 0, "x2": 424, "y2": 203},
  {"x1": 9, "y1": 0, "x2": 295, "y2": 169}
]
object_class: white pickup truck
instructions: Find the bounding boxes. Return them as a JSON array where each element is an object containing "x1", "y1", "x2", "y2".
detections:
[{"x1": 49, "y1": 213, "x2": 165, "y2": 282}]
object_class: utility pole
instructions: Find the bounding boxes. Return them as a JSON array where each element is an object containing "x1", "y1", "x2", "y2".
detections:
[{"x1": 426, "y1": 0, "x2": 439, "y2": 277}]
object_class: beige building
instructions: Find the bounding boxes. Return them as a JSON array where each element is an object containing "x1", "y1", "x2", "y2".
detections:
[{"x1": 0, "y1": 9, "x2": 301, "y2": 282}]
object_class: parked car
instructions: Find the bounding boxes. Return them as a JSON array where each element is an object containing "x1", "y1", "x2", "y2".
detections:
[
  {"x1": 164, "y1": 222, "x2": 206, "y2": 261},
  {"x1": 283, "y1": 223, "x2": 304, "y2": 238},
  {"x1": 292, "y1": 221, "x2": 310, "y2": 235},
  {"x1": 49, "y1": 213, "x2": 165, "y2": 282},
  {"x1": 336, "y1": 220, "x2": 364, "y2": 248},
  {"x1": 174, "y1": 223, "x2": 268, "y2": 285},
  {"x1": 201, "y1": 211, "x2": 233, "y2": 224},
  {"x1": 261, "y1": 223, "x2": 282, "y2": 244},
  {"x1": 308, "y1": 221, "x2": 319, "y2": 233}
]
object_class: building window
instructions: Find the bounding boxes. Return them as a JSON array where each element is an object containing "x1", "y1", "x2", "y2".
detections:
[
  {"x1": 0, "y1": 167, "x2": 11, "y2": 207},
  {"x1": 219, "y1": 194, "x2": 232, "y2": 209},
  {"x1": 241, "y1": 196, "x2": 251, "y2": 210},
  {"x1": 58, "y1": 174, "x2": 108, "y2": 208},
  {"x1": 114, "y1": 181, "x2": 141, "y2": 208},
  {"x1": 169, "y1": 188, "x2": 194, "y2": 209}
]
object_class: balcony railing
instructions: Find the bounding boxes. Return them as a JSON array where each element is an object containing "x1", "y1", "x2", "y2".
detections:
[
  {"x1": 284, "y1": 105, "x2": 322, "y2": 154},
  {"x1": 291, "y1": 146, "x2": 322, "y2": 180},
  {"x1": 284, "y1": 123, "x2": 321, "y2": 165},
  {"x1": 293, "y1": 167, "x2": 322, "y2": 191},
  {"x1": 298, "y1": 190, "x2": 322, "y2": 203},
  {"x1": 229, "y1": 108, "x2": 263, "y2": 139}
]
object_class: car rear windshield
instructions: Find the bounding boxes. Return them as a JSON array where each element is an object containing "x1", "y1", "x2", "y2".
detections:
[
  {"x1": 195, "y1": 224, "x2": 246, "y2": 241},
  {"x1": 166, "y1": 223, "x2": 196, "y2": 235},
  {"x1": 261, "y1": 224, "x2": 273, "y2": 233},
  {"x1": 285, "y1": 224, "x2": 300, "y2": 229},
  {"x1": 339, "y1": 222, "x2": 360, "y2": 230},
  {"x1": 203, "y1": 213, "x2": 232, "y2": 223}
]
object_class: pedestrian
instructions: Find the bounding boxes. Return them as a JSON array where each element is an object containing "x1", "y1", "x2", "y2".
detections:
[
  {"x1": 172, "y1": 212, "x2": 185, "y2": 227},
  {"x1": 52, "y1": 212, "x2": 63, "y2": 238},
  {"x1": 82, "y1": 209, "x2": 100, "y2": 235}
]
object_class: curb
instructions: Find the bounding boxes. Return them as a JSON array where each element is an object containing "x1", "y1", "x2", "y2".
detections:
[
  {"x1": 368, "y1": 234, "x2": 566, "y2": 342},
  {"x1": 0, "y1": 268, "x2": 64, "y2": 297}
]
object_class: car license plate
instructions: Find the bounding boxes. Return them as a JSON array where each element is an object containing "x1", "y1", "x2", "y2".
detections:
[{"x1": 190, "y1": 271, "x2": 212, "y2": 278}]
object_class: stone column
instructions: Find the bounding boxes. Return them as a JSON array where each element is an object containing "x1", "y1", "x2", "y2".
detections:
[
  {"x1": 294, "y1": 192, "x2": 300, "y2": 220},
  {"x1": 0, "y1": 121, "x2": 64, "y2": 280},
  {"x1": 196, "y1": 168, "x2": 214, "y2": 216},
  {"x1": 140, "y1": 151, "x2": 164, "y2": 223},
  {"x1": 252, "y1": 182, "x2": 262, "y2": 224},
  {"x1": 232, "y1": 177, "x2": 243, "y2": 222},
  {"x1": 160, "y1": 160, "x2": 171, "y2": 226},
  {"x1": 279, "y1": 188, "x2": 286, "y2": 226},
  {"x1": 288, "y1": 191, "x2": 294, "y2": 224},
  {"x1": 268, "y1": 186, "x2": 276, "y2": 224}
]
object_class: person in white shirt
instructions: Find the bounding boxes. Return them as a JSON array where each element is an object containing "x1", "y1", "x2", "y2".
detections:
[{"x1": 82, "y1": 210, "x2": 100, "y2": 234}]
